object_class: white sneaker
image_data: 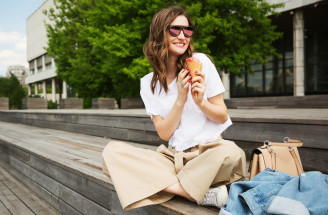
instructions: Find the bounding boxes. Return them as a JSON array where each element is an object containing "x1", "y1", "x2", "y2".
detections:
[{"x1": 197, "y1": 185, "x2": 228, "y2": 208}]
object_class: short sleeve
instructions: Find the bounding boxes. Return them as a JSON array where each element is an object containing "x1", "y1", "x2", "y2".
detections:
[
  {"x1": 140, "y1": 74, "x2": 158, "y2": 118},
  {"x1": 200, "y1": 54, "x2": 225, "y2": 98}
]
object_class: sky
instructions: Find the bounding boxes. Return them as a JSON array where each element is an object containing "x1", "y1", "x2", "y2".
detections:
[{"x1": 0, "y1": 0, "x2": 43, "y2": 77}]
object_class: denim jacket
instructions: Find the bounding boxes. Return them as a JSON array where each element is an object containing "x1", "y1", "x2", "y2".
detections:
[{"x1": 219, "y1": 168, "x2": 328, "y2": 215}]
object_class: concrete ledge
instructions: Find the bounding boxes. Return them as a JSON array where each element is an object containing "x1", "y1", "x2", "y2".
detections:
[
  {"x1": 0, "y1": 97, "x2": 9, "y2": 110},
  {"x1": 22, "y1": 98, "x2": 47, "y2": 109},
  {"x1": 59, "y1": 98, "x2": 83, "y2": 109}
]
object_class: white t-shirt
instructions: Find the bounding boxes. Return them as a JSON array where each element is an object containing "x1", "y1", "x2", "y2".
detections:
[{"x1": 140, "y1": 53, "x2": 232, "y2": 151}]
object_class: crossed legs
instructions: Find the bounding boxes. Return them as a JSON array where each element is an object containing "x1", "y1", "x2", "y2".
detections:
[{"x1": 163, "y1": 182, "x2": 195, "y2": 201}]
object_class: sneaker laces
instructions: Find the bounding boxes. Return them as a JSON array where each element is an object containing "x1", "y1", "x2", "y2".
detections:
[
  {"x1": 197, "y1": 185, "x2": 228, "y2": 208},
  {"x1": 200, "y1": 188, "x2": 219, "y2": 205}
]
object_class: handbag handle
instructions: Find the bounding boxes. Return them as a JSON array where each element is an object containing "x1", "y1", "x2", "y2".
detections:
[
  {"x1": 264, "y1": 137, "x2": 304, "y2": 173},
  {"x1": 265, "y1": 137, "x2": 303, "y2": 147},
  {"x1": 289, "y1": 147, "x2": 304, "y2": 173}
]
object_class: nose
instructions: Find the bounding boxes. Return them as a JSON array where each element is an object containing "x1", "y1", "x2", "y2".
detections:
[{"x1": 177, "y1": 30, "x2": 185, "y2": 39}]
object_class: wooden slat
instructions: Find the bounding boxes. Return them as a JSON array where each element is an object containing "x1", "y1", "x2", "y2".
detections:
[
  {"x1": 1, "y1": 151, "x2": 217, "y2": 215},
  {"x1": 223, "y1": 122, "x2": 328, "y2": 150},
  {"x1": 0, "y1": 180, "x2": 35, "y2": 215},
  {"x1": 17, "y1": 118, "x2": 163, "y2": 146},
  {"x1": 0, "y1": 117, "x2": 326, "y2": 215},
  {"x1": 0, "y1": 121, "x2": 218, "y2": 215},
  {"x1": 6, "y1": 156, "x2": 111, "y2": 215},
  {"x1": 0, "y1": 197, "x2": 11, "y2": 215},
  {"x1": 0, "y1": 164, "x2": 59, "y2": 215},
  {"x1": 0, "y1": 161, "x2": 82, "y2": 215},
  {"x1": 225, "y1": 95, "x2": 328, "y2": 109}
]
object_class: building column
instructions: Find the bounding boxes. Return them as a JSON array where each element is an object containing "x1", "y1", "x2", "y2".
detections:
[
  {"x1": 62, "y1": 81, "x2": 67, "y2": 99},
  {"x1": 28, "y1": 84, "x2": 31, "y2": 96},
  {"x1": 34, "y1": 59, "x2": 38, "y2": 74},
  {"x1": 34, "y1": 83, "x2": 38, "y2": 95},
  {"x1": 42, "y1": 81, "x2": 46, "y2": 98},
  {"x1": 51, "y1": 58, "x2": 55, "y2": 67},
  {"x1": 221, "y1": 71, "x2": 230, "y2": 99},
  {"x1": 42, "y1": 55, "x2": 46, "y2": 72},
  {"x1": 51, "y1": 78, "x2": 56, "y2": 102},
  {"x1": 293, "y1": 9, "x2": 305, "y2": 96}
]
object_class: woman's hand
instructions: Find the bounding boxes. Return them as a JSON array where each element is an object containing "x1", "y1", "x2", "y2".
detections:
[
  {"x1": 176, "y1": 68, "x2": 191, "y2": 106},
  {"x1": 191, "y1": 71, "x2": 206, "y2": 105},
  {"x1": 152, "y1": 68, "x2": 191, "y2": 141},
  {"x1": 190, "y1": 71, "x2": 228, "y2": 123}
]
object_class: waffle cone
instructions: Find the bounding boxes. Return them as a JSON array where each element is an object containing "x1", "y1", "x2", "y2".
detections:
[{"x1": 186, "y1": 57, "x2": 203, "y2": 99}]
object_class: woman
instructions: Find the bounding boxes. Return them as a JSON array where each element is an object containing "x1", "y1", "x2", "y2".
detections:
[{"x1": 102, "y1": 6, "x2": 246, "y2": 211}]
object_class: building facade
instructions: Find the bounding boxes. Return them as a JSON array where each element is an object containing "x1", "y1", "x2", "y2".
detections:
[
  {"x1": 25, "y1": 0, "x2": 67, "y2": 102},
  {"x1": 26, "y1": 0, "x2": 327, "y2": 101},
  {"x1": 6, "y1": 65, "x2": 28, "y2": 86},
  {"x1": 225, "y1": 0, "x2": 328, "y2": 98}
]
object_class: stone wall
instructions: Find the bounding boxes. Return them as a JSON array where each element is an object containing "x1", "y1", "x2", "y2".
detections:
[
  {"x1": 59, "y1": 98, "x2": 83, "y2": 109},
  {"x1": 22, "y1": 98, "x2": 47, "y2": 109},
  {"x1": 0, "y1": 98, "x2": 9, "y2": 110},
  {"x1": 92, "y1": 98, "x2": 116, "y2": 109}
]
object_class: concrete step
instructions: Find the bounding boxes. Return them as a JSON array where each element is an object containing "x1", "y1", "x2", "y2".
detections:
[{"x1": 0, "y1": 121, "x2": 219, "y2": 215}]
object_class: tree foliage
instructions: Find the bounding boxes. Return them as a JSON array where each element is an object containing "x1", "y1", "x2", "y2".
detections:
[
  {"x1": 0, "y1": 75, "x2": 26, "y2": 109},
  {"x1": 45, "y1": 0, "x2": 282, "y2": 100}
]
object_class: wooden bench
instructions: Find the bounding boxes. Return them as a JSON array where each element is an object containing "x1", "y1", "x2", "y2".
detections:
[
  {"x1": 0, "y1": 121, "x2": 218, "y2": 215},
  {"x1": 0, "y1": 109, "x2": 327, "y2": 173},
  {"x1": 225, "y1": 95, "x2": 328, "y2": 109},
  {"x1": 0, "y1": 164, "x2": 59, "y2": 215}
]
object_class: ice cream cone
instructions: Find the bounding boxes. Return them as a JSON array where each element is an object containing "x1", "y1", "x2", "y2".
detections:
[{"x1": 186, "y1": 57, "x2": 203, "y2": 99}]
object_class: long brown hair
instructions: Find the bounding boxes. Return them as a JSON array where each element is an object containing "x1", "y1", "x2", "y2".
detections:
[{"x1": 143, "y1": 6, "x2": 194, "y2": 94}]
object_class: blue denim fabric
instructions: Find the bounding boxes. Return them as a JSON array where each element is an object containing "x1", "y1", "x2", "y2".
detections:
[
  {"x1": 219, "y1": 169, "x2": 328, "y2": 215},
  {"x1": 267, "y1": 171, "x2": 328, "y2": 215},
  {"x1": 219, "y1": 169, "x2": 293, "y2": 215}
]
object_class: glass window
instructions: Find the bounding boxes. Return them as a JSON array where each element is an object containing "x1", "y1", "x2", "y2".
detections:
[
  {"x1": 46, "y1": 62, "x2": 52, "y2": 70},
  {"x1": 265, "y1": 69, "x2": 274, "y2": 93},
  {"x1": 305, "y1": 5, "x2": 328, "y2": 93},
  {"x1": 247, "y1": 70, "x2": 263, "y2": 95},
  {"x1": 285, "y1": 67, "x2": 294, "y2": 93},
  {"x1": 285, "y1": 59, "x2": 293, "y2": 68},
  {"x1": 231, "y1": 73, "x2": 246, "y2": 96},
  {"x1": 230, "y1": 11, "x2": 295, "y2": 97}
]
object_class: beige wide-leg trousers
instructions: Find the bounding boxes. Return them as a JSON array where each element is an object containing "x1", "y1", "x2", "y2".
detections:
[{"x1": 102, "y1": 138, "x2": 246, "y2": 210}]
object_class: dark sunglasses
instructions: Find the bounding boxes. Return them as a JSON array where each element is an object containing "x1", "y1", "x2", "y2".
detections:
[{"x1": 167, "y1": 25, "x2": 195, "y2": 38}]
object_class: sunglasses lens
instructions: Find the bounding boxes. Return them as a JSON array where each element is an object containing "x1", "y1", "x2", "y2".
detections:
[
  {"x1": 168, "y1": 26, "x2": 194, "y2": 37},
  {"x1": 183, "y1": 27, "x2": 194, "y2": 37},
  {"x1": 169, "y1": 26, "x2": 181, "y2": 37}
]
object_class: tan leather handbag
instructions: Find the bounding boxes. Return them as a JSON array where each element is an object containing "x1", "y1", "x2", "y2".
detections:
[{"x1": 249, "y1": 137, "x2": 304, "y2": 180}]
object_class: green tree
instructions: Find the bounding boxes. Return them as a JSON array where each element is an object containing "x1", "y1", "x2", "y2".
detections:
[
  {"x1": 184, "y1": 0, "x2": 282, "y2": 74},
  {"x1": 0, "y1": 75, "x2": 26, "y2": 109},
  {"x1": 45, "y1": 0, "x2": 282, "y2": 100}
]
